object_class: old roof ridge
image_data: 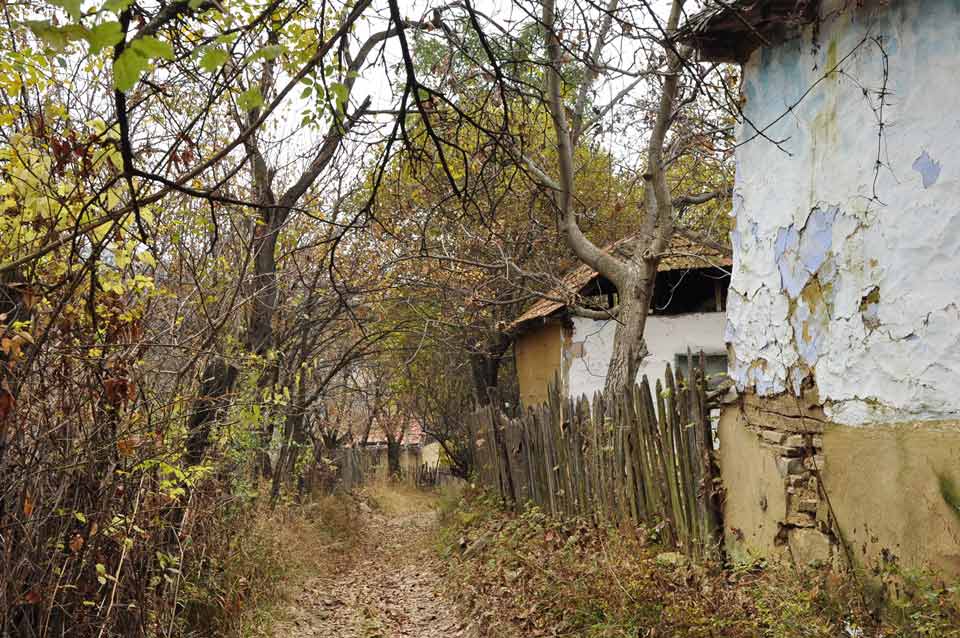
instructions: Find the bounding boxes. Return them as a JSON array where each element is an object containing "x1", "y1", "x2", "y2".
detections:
[{"x1": 507, "y1": 233, "x2": 731, "y2": 333}]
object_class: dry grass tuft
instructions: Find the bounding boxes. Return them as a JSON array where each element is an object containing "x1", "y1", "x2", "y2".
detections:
[
  {"x1": 182, "y1": 493, "x2": 364, "y2": 637},
  {"x1": 365, "y1": 479, "x2": 441, "y2": 515}
]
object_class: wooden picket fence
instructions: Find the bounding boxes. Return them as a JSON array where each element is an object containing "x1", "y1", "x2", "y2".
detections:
[{"x1": 471, "y1": 355, "x2": 724, "y2": 558}]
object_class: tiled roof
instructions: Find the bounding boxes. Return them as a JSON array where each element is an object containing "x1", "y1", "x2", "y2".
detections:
[{"x1": 363, "y1": 418, "x2": 425, "y2": 446}]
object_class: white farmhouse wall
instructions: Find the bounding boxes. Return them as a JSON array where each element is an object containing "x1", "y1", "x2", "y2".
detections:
[
  {"x1": 566, "y1": 312, "x2": 727, "y2": 399},
  {"x1": 727, "y1": 0, "x2": 960, "y2": 424}
]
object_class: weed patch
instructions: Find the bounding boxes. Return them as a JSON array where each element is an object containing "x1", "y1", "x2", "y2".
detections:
[{"x1": 440, "y1": 489, "x2": 960, "y2": 638}]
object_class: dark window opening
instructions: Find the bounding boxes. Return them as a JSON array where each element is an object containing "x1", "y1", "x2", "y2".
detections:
[
  {"x1": 576, "y1": 267, "x2": 729, "y2": 316},
  {"x1": 651, "y1": 267, "x2": 729, "y2": 315},
  {"x1": 578, "y1": 275, "x2": 619, "y2": 310}
]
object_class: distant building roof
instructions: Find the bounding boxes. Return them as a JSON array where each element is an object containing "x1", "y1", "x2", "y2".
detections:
[
  {"x1": 363, "y1": 418, "x2": 425, "y2": 446},
  {"x1": 508, "y1": 234, "x2": 731, "y2": 333},
  {"x1": 677, "y1": 0, "x2": 819, "y2": 62}
]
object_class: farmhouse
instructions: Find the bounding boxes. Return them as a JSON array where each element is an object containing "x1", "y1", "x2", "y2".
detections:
[
  {"x1": 509, "y1": 235, "x2": 731, "y2": 407},
  {"x1": 682, "y1": 0, "x2": 960, "y2": 574}
]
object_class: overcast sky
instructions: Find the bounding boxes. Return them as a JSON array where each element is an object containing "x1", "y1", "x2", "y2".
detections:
[{"x1": 266, "y1": 0, "x2": 699, "y2": 200}]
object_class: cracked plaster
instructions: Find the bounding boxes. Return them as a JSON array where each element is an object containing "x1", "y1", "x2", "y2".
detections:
[{"x1": 727, "y1": 0, "x2": 960, "y2": 424}]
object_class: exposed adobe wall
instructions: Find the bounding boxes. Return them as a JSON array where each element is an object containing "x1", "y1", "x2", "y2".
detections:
[
  {"x1": 566, "y1": 312, "x2": 727, "y2": 398},
  {"x1": 514, "y1": 321, "x2": 564, "y2": 407},
  {"x1": 721, "y1": 391, "x2": 960, "y2": 576},
  {"x1": 821, "y1": 419, "x2": 960, "y2": 576},
  {"x1": 726, "y1": 0, "x2": 960, "y2": 423},
  {"x1": 720, "y1": 391, "x2": 836, "y2": 567}
]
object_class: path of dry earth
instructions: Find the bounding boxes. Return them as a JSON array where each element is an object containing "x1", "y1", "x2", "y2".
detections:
[{"x1": 271, "y1": 492, "x2": 471, "y2": 638}]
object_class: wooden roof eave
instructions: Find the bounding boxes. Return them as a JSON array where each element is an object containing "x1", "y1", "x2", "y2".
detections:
[{"x1": 676, "y1": 0, "x2": 820, "y2": 63}]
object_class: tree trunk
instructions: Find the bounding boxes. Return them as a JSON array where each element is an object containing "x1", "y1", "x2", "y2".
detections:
[
  {"x1": 469, "y1": 333, "x2": 511, "y2": 405},
  {"x1": 244, "y1": 218, "x2": 281, "y2": 358},
  {"x1": 386, "y1": 438, "x2": 402, "y2": 478},
  {"x1": 180, "y1": 56, "x2": 369, "y2": 466},
  {"x1": 470, "y1": 354, "x2": 500, "y2": 406},
  {"x1": 270, "y1": 408, "x2": 307, "y2": 503},
  {"x1": 540, "y1": 0, "x2": 687, "y2": 407},
  {"x1": 603, "y1": 267, "x2": 656, "y2": 398},
  {"x1": 184, "y1": 198, "x2": 283, "y2": 466},
  {"x1": 185, "y1": 358, "x2": 239, "y2": 466},
  {"x1": 600, "y1": 0, "x2": 688, "y2": 398}
]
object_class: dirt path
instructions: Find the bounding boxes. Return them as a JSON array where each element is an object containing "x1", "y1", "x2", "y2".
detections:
[{"x1": 271, "y1": 491, "x2": 469, "y2": 638}]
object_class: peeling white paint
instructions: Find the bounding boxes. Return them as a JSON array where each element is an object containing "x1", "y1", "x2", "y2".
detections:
[
  {"x1": 567, "y1": 312, "x2": 727, "y2": 399},
  {"x1": 729, "y1": 0, "x2": 960, "y2": 424}
]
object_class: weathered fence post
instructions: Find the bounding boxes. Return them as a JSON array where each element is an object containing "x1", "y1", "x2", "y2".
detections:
[
  {"x1": 486, "y1": 390, "x2": 516, "y2": 506},
  {"x1": 466, "y1": 358, "x2": 722, "y2": 557}
]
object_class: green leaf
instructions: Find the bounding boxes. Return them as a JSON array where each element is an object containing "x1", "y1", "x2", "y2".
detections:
[
  {"x1": 199, "y1": 46, "x2": 228, "y2": 73},
  {"x1": 85, "y1": 21, "x2": 123, "y2": 55},
  {"x1": 26, "y1": 20, "x2": 68, "y2": 50},
  {"x1": 113, "y1": 46, "x2": 148, "y2": 91},
  {"x1": 26, "y1": 20, "x2": 87, "y2": 51},
  {"x1": 252, "y1": 45, "x2": 282, "y2": 61},
  {"x1": 113, "y1": 36, "x2": 173, "y2": 91},
  {"x1": 51, "y1": 0, "x2": 83, "y2": 21},
  {"x1": 130, "y1": 35, "x2": 174, "y2": 61},
  {"x1": 237, "y1": 86, "x2": 263, "y2": 112},
  {"x1": 329, "y1": 81, "x2": 349, "y2": 111},
  {"x1": 299, "y1": 85, "x2": 312, "y2": 99}
]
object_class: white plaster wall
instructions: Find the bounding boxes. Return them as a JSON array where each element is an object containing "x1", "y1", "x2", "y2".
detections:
[
  {"x1": 728, "y1": 0, "x2": 960, "y2": 423},
  {"x1": 567, "y1": 312, "x2": 727, "y2": 399},
  {"x1": 421, "y1": 441, "x2": 441, "y2": 467}
]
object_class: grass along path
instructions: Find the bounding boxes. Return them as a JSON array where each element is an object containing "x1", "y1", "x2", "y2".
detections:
[{"x1": 269, "y1": 485, "x2": 468, "y2": 638}]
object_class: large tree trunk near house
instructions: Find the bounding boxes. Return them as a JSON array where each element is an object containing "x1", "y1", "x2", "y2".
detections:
[
  {"x1": 470, "y1": 357, "x2": 497, "y2": 398},
  {"x1": 470, "y1": 353, "x2": 501, "y2": 406},
  {"x1": 541, "y1": 0, "x2": 688, "y2": 403},
  {"x1": 603, "y1": 267, "x2": 656, "y2": 398}
]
